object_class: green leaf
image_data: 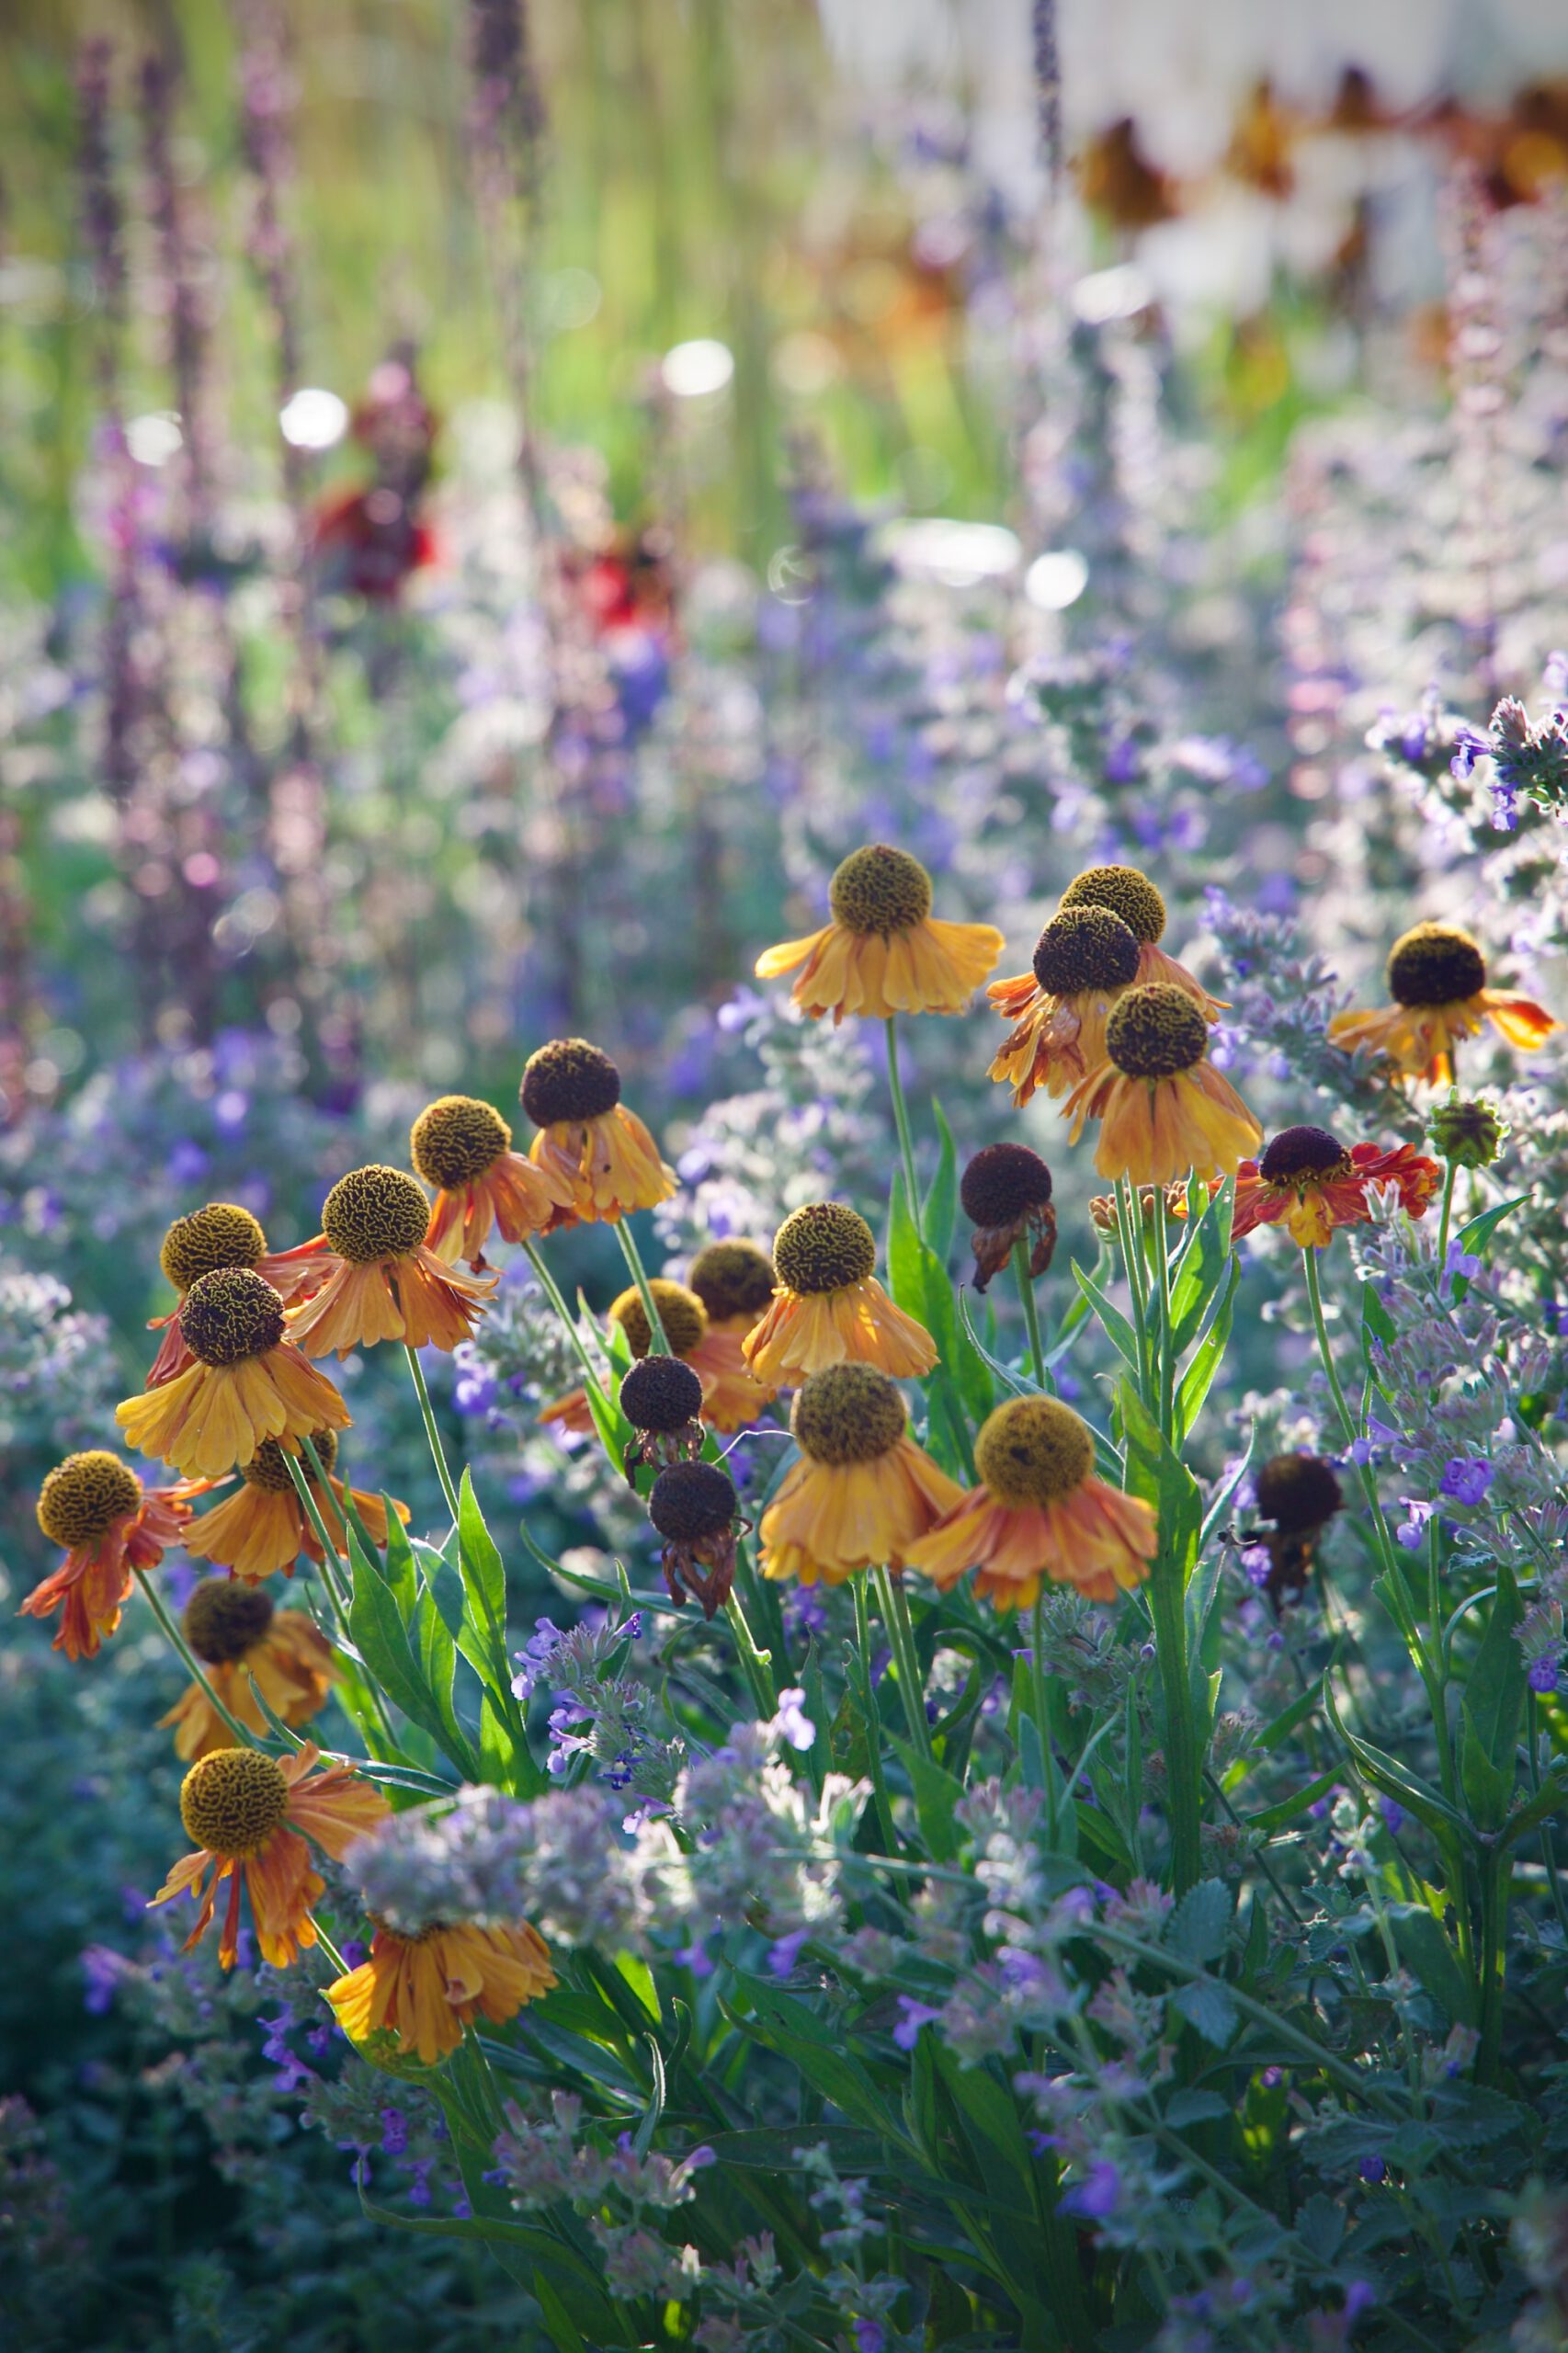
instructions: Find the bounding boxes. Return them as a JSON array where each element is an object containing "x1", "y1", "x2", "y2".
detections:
[
  {"x1": 1244, "y1": 1769, "x2": 1338, "y2": 1835},
  {"x1": 1464, "y1": 1564, "x2": 1526, "y2": 1780},
  {"x1": 890, "y1": 1736, "x2": 965, "y2": 1863},
  {"x1": 347, "y1": 1530, "x2": 474, "y2": 1773},
  {"x1": 1167, "y1": 1184, "x2": 1231, "y2": 1356},
  {"x1": 1256, "y1": 1679, "x2": 1326, "y2": 1756},
  {"x1": 380, "y1": 1506, "x2": 420, "y2": 1620},
  {"x1": 533, "y1": 2275, "x2": 591, "y2": 2353},
  {"x1": 889, "y1": 1168, "x2": 992, "y2": 1433},
  {"x1": 1388, "y1": 1904, "x2": 1476, "y2": 2029},
  {"x1": 1450, "y1": 1194, "x2": 1532, "y2": 1302},
  {"x1": 1324, "y1": 1674, "x2": 1471, "y2": 1841},
  {"x1": 1165, "y1": 1879, "x2": 1233, "y2": 1964},
  {"x1": 1359, "y1": 1280, "x2": 1398, "y2": 1376},
  {"x1": 1071, "y1": 1258, "x2": 1141, "y2": 1371},
  {"x1": 1499, "y1": 1768, "x2": 1568, "y2": 1851},
  {"x1": 925, "y1": 1097, "x2": 960, "y2": 1267},
  {"x1": 1458, "y1": 1703, "x2": 1514, "y2": 1832},
  {"x1": 457, "y1": 1470, "x2": 507, "y2": 1649},
  {"x1": 1176, "y1": 1257, "x2": 1237, "y2": 1439},
  {"x1": 1169, "y1": 1979, "x2": 1236, "y2": 2047},
  {"x1": 1119, "y1": 1379, "x2": 1201, "y2": 1593},
  {"x1": 1165, "y1": 2089, "x2": 1232, "y2": 2128}
]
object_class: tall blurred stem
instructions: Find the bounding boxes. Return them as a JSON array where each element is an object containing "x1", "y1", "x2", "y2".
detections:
[{"x1": 885, "y1": 1016, "x2": 922, "y2": 1219}]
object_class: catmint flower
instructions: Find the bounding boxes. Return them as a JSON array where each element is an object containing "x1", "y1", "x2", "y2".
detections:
[
  {"x1": 1528, "y1": 1655, "x2": 1561, "y2": 1695},
  {"x1": 773, "y1": 1687, "x2": 815, "y2": 1752},
  {"x1": 1060, "y1": 2160, "x2": 1122, "y2": 2220},
  {"x1": 1439, "y1": 1457, "x2": 1494, "y2": 1506},
  {"x1": 1395, "y1": 1500, "x2": 1435, "y2": 1551},
  {"x1": 1379, "y1": 1799, "x2": 1406, "y2": 1836},
  {"x1": 1358, "y1": 2154, "x2": 1386, "y2": 2185}
]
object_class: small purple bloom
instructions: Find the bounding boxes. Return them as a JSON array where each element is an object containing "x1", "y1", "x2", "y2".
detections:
[
  {"x1": 1528, "y1": 1655, "x2": 1561, "y2": 1695},
  {"x1": 1060, "y1": 2160, "x2": 1121, "y2": 2221},
  {"x1": 892, "y1": 1997, "x2": 944, "y2": 2052},
  {"x1": 1358, "y1": 2154, "x2": 1386, "y2": 2185},
  {"x1": 1439, "y1": 1458, "x2": 1494, "y2": 1507},
  {"x1": 1380, "y1": 1799, "x2": 1406, "y2": 1836}
]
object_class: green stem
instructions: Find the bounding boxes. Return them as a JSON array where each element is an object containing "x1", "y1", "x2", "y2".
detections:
[
  {"x1": 885, "y1": 1014, "x2": 922, "y2": 1219},
  {"x1": 851, "y1": 1575, "x2": 903, "y2": 1853},
  {"x1": 1012, "y1": 1236, "x2": 1048, "y2": 1391},
  {"x1": 1436, "y1": 1156, "x2": 1459, "y2": 1271},
  {"x1": 1113, "y1": 1176, "x2": 1153, "y2": 1394},
  {"x1": 872, "y1": 1564, "x2": 929, "y2": 1758},
  {"x1": 522, "y1": 1240, "x2": 616, "y2": 1404},
  {"x1": 1147, "y1": 1525, "x2": 1203, "y2": 1895},
  {"x1": 1152, "y1": 1180, "x2": 1176, "y2": 1441},
  {"x1": 284, "y1": 1457, "x2": 401, "y2": 1756},
  {"x1": 405, "y1": 1342, "x2": 460, "y2": 1526},
  {"x1": 1475, "y1": 1846, "x2": 1507, "y2": 2086},
  {"x1": 301, "y1": 1432, "x2": 380, "y2": 1564},
  {"x1": 613, "y1": 1218, "x2": 671, "y2": 1355},
  {"x1": 133, "y1": 1567, "x2": 255, "y2": 1746},
  {"x1": 723, "y1": 1588, "x2": 778, "y2": 1721}
]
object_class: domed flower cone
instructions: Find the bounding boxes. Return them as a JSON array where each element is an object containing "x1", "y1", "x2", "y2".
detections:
[
  {"x1": 519, "y1": 1040, "x2": 676, "y2": 1225},
  {"x1": 21, "y1": 1451, "x2": 199, "y2": 1661},
  {"x1": 411, "y1": 1093, "x2": 577, "y2": 1268},
  {"x1": 285, "y1": 1166, "x2": 495, "y2": 1358},
  {"x1": 327, "y1": 1918, "x2": 556, "y2": 2064},
  {"x1": 987, "y1": 906, "x2": 1144, "y2": 1107},
  {"x1": 159, "y1": 1579, "x2": 339, "y2": 1761},
  {"x1": 185, "y1": 1431, "x2": 409, "y2": 1582},
  {"x1": 743, "y1": 1203, "x2": 937, "y2": 1386},
  {"x1": 1062, "y1": 983, "x2": 1262, "y2": 1186},
  {"x1": 1247, "y1": 1451, "x2": 1344, "y2": 1611},
  {"x1": 151, "y1": 1744, "x2": 390, "y2": 1971},
  {"x1": 117, "y1": 1268, "x2": 350, "y2": 1481},
  {"x1": 541, "y1": 1279, "x2": 774, "y2": 1438},
  {"x1": 618, "y1": 1355, "x2": 708, "y2": 1481},
  {"x1": 960, "y1": 1143, "x2": 1056, "y2": 1292},
  {"x1": 1327, "y1": 922, "x2": 1560, "y2": 1086},
  {"x1": 905, "y1": 1397, "x2": 1157, "y2": 1610},
  {"x1": 758, "y1": 1365, "x2": 962, "y2": 1588},
  {"x1": 1059, "y1": 866, "x2": 1224, "y2": 1011},
  {"x1": 648, "y1": 1459, "x2": 744, "y2": 1617},
  {"x1": 146, "y1": 1202, "x2": 329, "y2": 1388},
  {"x1": 1232, "y1": 1124, "x2": 1440, "y2": 1248},
  {"x1": 756, "y1": 844, "x2": 1003, "y2": 1025}
]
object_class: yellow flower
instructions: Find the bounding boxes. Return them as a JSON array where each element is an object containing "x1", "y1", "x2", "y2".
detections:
[
  {"x1": 286, "y1": 1166, "x2": 496, "y2": 1358},
  {"x1": 1062, "y1": 983, "x2": 1262, "y2": 1186},
  {"x1": 742, "y1": 1203, "x2": 937, "y2": 1386},
  {"x1": 1059, "y1": 865, "x2": 1224, "y2": 1009},
  {"x1": 159, "y1": 1580, "x2": 338, "y2": 1760},
  {"x1": 756, "y1": 844, "x2": 1003, "y2": 1024},
  {"x1": 185, "y1": 1430, "x2": 409, "y2": 1583},
  {"x1": 327, "y1": 1919, "x2": 556, "y2": 2064},
  {"x1": 905, "y1": 1397, "x2": 1157, "y2": 1611},
  {"x1": 151, "y1": 1745, "x2": 389, "y2": 1971},
  {"x1": 1327, "y1": 921, "x2": 1560, "y2": 1085},
  {"x1": 540, "y1": 1278, "x2": 776, "y2": 1438},
  {"x1": 21, "y1": 1451, "x2": 198, "y2": 1661},
  {"x1": 759, "y1": 1364, "x2": 961, "y2": 1587},
  {"x1": 147, "y1": 1201, "x2": 329, "y2": 1387},
  {"x1": 987, "y1": 905, "x2": 1142, "y2": 1106},
  {"x1": 520, "y1": 1039, "x2": 676, "y2": 1224},
  {"x1": 116, "y1": 1268, "x2": 350, "y2": 1481},
  {"x1": 411, "y1": 1094, "x2": 577, "y2": 1267}
]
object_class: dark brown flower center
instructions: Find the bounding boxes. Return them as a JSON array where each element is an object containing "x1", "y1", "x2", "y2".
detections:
[
  {"x1": 242, "y1": 1430, "x2": 337, "y2": 1492},
  {"x1": 828, "y1": 845, "x2": 933, "y2": 936},
  {"x1": 610, "y1": 1281, "x2": 708, "y2": 1359},
  {"x1": 181, "y1": 1267, "x2": 287, "y2": 1366},
  {"x1": 183, "y1": 1578, "x2": 276, "y2": 1665},
  {"x1": 772, "y1": 1202, "x2": 877, "y2": 1296},
  {"x1": 519, "y1": 1038, "x2": 622, "y2": 1126},
  {"x1": 37, "y1": 1451, "x2": 141, "y2": 1548},
  {"x1": 960, "y1": 1142, "x2": 1054, "y2": 1228},
  {"x1": 1256, "y1": 1452, "x2": 1344, "y2": 1534},
  {"x1": 1031, "y1": 905, "x2": 1141, "y2": 996},
  {"x1": 791, "y1": 1364, "x2": 905, "y2": 1465},
  {"x1": 1258, "y1": 1125, "x2": 1346, "y2": 1185},
  {"x1": 687, "y1": 1239, "x2": 776, "y2": 1324},
  {"x1": 179, "y1": 1747, "x2": 290, "y2": 1857},
  {"x1": 648, "y1": 1460, "x2": 737, "y2": 1542},
  {"x1": 1386, "y1": 923, "x2": 1486, "y2": 1008},
  {"x1": 620, "y1": 1355, "x2": 705, "y2": 1433},
  {"x1": 410, "y1": 1095, "x2": 512, "y2": 1188},
  {"x1": 321, "y1": 1166, "x2": 431, "y2": 1264},
  {"x1": 1060, "y1": 864, "x2": 1166, "y2": 946},
  {"x1": 1105, "y1": 984, "x2": 1209, "y2": 1080}
]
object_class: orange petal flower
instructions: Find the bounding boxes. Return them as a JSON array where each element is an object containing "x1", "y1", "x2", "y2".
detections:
[
  {"x1": 519, "y1": 1039, "x2": 676, "y2": 1224},
  {"x1": 1328, "y1": 921, "x2": 1560, "y2": 1086},
  {"x1": 327, "y1": 1920, "x2": 556, "y2": 2063},
  {"x1": 905, "y1": 1397, "x2": 1157, "y2": 1611},
  {"x1": 283, "y1": 1165, "x2": 495, "y2": 1358},
  {"x1": 117, "y1": 1268, "x2": 350, "y2": 1481},
  {"x1": 1062, "y1": 983, "x2": 1261, "y2": 1186},
  {"x1": 21, "y1": 1451, "x2": 199, "y2": 1661},
  {"x1": 758, "y1": 1365, "x2": 962, "y2": 1587},
  {"x1": 1233, "y1": 1127, "x2": 1441, "y2": 1248},
  {"x1": 185, "y1": 1431, "x2": 408, "y2": 1581},
  {"x1": 160, "y1": 1581, "x2": 338, "y2": 1761},
  {"x1": 756, "y1": 845, "x2": 1002, "y2": 1024},
  {"x1": 151, "y1": 1744, "x2": 390, "y2": 1971},
  {"x1": 742, "y1": 1201, "x2": 936, "y2": 1386},
  {"x1": 411, "y1": 1093, "x2": 577, "y2": 1267}
]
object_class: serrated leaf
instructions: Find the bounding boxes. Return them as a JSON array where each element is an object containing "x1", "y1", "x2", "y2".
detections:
[
  {"x1": 1295, "y1": 2192, "x2": 1346, "y2": 2264},
  {"x1": 1165, "y1": 1878, "x2": 1233, "y2": 1963},
  {"x1": 1169, "y1": 1979, "x2": 1236, "y2": 2047}
]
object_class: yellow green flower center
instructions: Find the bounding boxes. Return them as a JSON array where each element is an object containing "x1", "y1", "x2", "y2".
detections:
[
  {"x1": 519, "y1": 1038, "x2": 621, "y2": 1127},
  {"x1": 410, "y1": 1095, "x2": 512, "y2": 1188},
  {"x1": 1386, "y1": 923, "x2": 1487, "y2": 1008},
  {"x1": 974, "y1": 1396, "x2": 1096, "y2": 1507},
  {"x1": 1255, "y1": 1452, "x2": 1344, "y2": 1534},
  {"x1": 1031, "y1": 905, "x2": 1141, "y2": 996},
  {"x1": 159, "y1": 1203, "x2": 267, "y2": 1292},
  {"x1": 828, "y1": 845, "x2": 933, "y2": 937},
  {"x1": 322, "y1": 1166, "x2": 430, "y2": 1264},
  {"x1": 1257, "y1": 1125, "x2": 1347, "y2": 1185},
  {"x1": 772, "y1": 1201, "x2": 877, "y2": 1296},
  {"x1": 1105, "y1": 983, "x2": 1209, "y2": 1080},
  {"x1": 687, "y1": 1239, "x2": 776, "y2": 1324},
  {"x1": 648, "y1": 1460, "x2": 737, "y2": 1542},
  {"x1": 960, "y1": 1142, "x2": 1053, "y2": 1229},
  {"x1": 179, "y1": 1747, "x2": 290, "y2": 1857},
  {"x1": 181, "y1": 1267, "x2": 287, "y2": 1366},
  {"x1": 791, "y1": 1363, "x2": 905, "y2": 1465},
  {"x1": 610, "y1": 1280, "x2": 708, "y2": 1359},
  {"x1": 37, "y1": 1451, "x2": 141, "y2": 1548},
  {"x1": 619, "y1": 1354, "x2": 705, "y2": 1433},
  {"x1": 242, "y1": 1431, "x2": 337, "y2": 1493},
  {"x1": 184, "y1": 1578, "x2": 276, "y2": 1665},
  {"x1": 1061, "y1": 864, "x2": 1166, "y2": 946}
]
